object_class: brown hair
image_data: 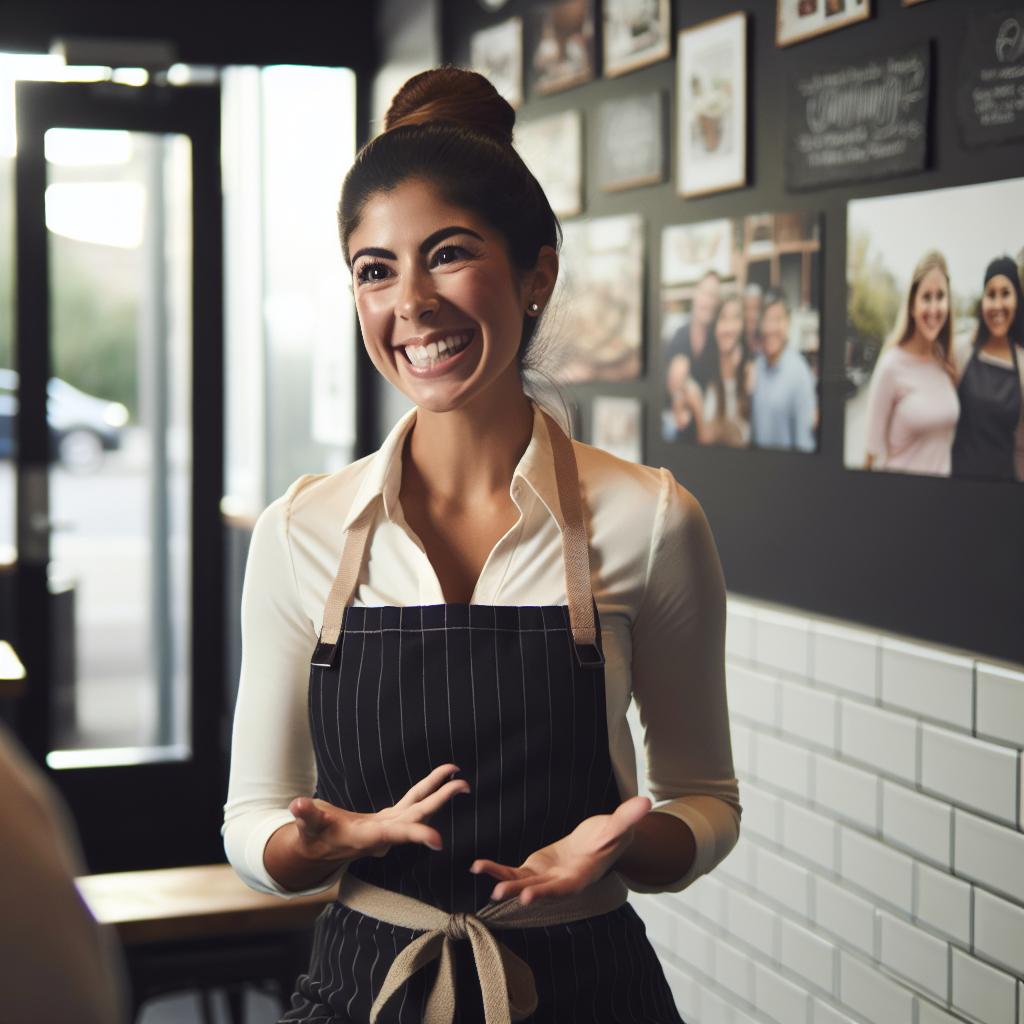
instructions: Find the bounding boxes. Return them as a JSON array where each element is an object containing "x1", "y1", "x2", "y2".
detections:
[{"x1": 338, "y1": 67, "x2": 560, "y2": 363}]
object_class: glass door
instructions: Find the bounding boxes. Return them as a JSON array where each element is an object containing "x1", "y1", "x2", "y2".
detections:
[{"x1": 14, "y1": 80, "x2": 224, "y2": 871}]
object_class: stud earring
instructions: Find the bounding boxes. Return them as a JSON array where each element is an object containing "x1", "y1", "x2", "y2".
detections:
[{"x1": 528, "y1": 301, "x2": 540, "y2": 314}]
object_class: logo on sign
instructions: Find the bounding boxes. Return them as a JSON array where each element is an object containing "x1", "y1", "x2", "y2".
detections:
[{"x1": 995, "y1": 17, "x2": 1024, "y2": 63}]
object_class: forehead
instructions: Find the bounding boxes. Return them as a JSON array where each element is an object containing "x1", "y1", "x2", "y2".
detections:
[
  {"x1": 348, "y1": 178, "x2": 493, "y2": 255},
  {"x1": 985, "y1": 274, "x2": 1015, "y2": 291}
]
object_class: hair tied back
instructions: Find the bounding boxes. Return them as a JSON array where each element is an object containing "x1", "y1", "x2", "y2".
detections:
[{"x1": 384, "y1": 66, "x2": 516, "y2": 147}]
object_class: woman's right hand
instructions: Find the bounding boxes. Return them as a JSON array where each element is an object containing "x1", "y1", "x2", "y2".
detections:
[{"x1": 287, "y1": 762, "x2": 469, "y2": 865}]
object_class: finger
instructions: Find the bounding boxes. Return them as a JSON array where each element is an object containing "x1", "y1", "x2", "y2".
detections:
[
  {"x1": 518, "y1": 877, "x2": 577, "y2": 905},
  {"x1": 469, "y1": 859, "x2": 519, "y2": 881},
  {"x1": 374, "y1": 819, "x2": 443, "y2": 852},
  {"x1": 490, "y1": 873, "x2": 542, "y2": 902},
  {"x1": 610, "y1": 796, "x2": 652, "y2": 833},
  {"x1": 409, "y1": 778, "x2": 471, "y2": 819},
  {"x1": 290, "y1": 798, "x2": 329, "y2": 836},
  {"x1": 394, "y1": 763, "x2": 461, "y2": 810}
]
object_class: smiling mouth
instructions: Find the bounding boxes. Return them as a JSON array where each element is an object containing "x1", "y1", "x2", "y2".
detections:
[{"x1": 402, "y1": 331, "x2": 474, "y2": 369}]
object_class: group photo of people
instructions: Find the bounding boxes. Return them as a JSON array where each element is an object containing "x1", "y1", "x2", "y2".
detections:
[
  {"x1": 660, "y1": 212, "x2": 822, "y2": 453},
  {"x1": 845, "y1": 176, "x2": 1024, "y2": 481}
]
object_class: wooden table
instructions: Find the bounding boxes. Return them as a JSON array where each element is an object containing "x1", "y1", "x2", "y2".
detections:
[{"x1": 77, "y1": 864, "x2": 338, "y2": 1023}]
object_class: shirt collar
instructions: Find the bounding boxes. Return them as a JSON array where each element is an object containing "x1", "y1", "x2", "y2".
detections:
[{"x1": 341, "y1": 401, "x2": 565, "y2": 532}]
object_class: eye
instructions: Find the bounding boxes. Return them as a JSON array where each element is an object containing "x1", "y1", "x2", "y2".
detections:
[
  {"x1": 430, "y1": 244, "x2": 472, "y2": 268},
  {"x1": 355, "y1": 261, "x2": 392, "y2": 285}
]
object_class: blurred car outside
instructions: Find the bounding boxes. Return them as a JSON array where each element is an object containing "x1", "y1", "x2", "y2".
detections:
[{"x1": 0, "y1": 368, "x2": 129, "y2": 472}]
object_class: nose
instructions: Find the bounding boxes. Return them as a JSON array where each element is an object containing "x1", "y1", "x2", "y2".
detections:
[{"x1": 397, "y1": 267, "x2": 440, "y2": 322}]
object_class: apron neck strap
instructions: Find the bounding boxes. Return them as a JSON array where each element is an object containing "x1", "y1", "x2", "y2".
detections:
[{"x1": 312, "y1": 408, "x2": 600, "y2": 670}]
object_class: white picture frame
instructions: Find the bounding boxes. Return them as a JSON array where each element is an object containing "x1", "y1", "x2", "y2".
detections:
[{"x1": 676, "y1": 12, "x2": 748, "y2": 199}]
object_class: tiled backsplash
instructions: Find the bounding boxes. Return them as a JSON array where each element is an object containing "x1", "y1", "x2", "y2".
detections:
[{"x1": 631, "y1": 596, "x2": 1024, "y2": 1024}]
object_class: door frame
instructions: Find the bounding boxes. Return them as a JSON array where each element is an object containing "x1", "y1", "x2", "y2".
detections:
[{"x1": 14, "y1": 79, "x2": 225, "y2": 871}]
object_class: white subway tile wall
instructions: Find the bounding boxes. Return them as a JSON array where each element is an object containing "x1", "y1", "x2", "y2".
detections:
[{"x1": 635, "y1": 597, "x2": 1024, "y2": 1024}]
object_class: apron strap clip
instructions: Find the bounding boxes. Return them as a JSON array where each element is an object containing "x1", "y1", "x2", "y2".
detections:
[
  {"x1": 573, "y1": 641, "x2": 604, "y2": 668},
  {"x1": 311, "y1": 630, "x2": 339, "y2": 670}
]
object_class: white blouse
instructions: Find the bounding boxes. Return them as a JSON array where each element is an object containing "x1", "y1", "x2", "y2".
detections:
[{"x1": 223, "y1": 403, "x2": 741, "y2": 897}]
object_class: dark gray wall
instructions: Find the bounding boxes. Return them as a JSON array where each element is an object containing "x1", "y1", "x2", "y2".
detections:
[{"x1": 434, "y1": 0, "x2": 1024, "y2": 664}]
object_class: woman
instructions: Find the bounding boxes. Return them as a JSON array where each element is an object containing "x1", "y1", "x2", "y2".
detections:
[
  {"x1": 701, "y1": 295, "x2": 751, "y2": 447},
  {"x1": 662, "y1": 351, "x2": 706, "y2": 443},
  {"x1": 863, "y1": 251, "x2": 959, "y2": 476},
  {"x1": 951, "y1": 256, "x2": 1024, "y2": 481},
  {"x1": 224, "y1": 68, "x2": 740, "y2": 1023}
]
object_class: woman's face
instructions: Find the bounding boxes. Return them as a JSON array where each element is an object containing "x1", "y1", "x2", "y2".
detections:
[
  {"x1": 714, "y1": 299, "x2": 744, "y2": 354},
  {"x1": 911, "y1": 267, "x2": 950, "y2": 344},
  {"x1": 981, "y1": 273, "x2": 1018, "y2": 341},
  {"x1": 347, "y1": 178, "x2": 555, "y2": 414}
]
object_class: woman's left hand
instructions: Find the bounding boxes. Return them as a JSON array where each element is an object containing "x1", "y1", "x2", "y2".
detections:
[{"x1": 469, "y1": 795, "x2": 652, "y2": 904}]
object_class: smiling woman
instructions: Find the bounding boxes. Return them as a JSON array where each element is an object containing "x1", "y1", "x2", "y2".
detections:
[{"x1": 223, "y1": 66, "x2": 740, "y2": 1024}]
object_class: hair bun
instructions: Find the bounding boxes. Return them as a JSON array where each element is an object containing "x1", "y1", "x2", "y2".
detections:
[{"x1": 385, "y1": 66, "x2": 515, "y2": 147}]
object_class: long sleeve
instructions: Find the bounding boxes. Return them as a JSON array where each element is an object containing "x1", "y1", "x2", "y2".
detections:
[
  {"x1": 793, "y1": 358, "x2": 818, "y2": 452},
  {"x1": 223, "y1": 477, "x2": 339, "y2": 897},
  {"x1": 864, "y1": 351, "x2": 898, "y2": 461},
  {"x1": 627, "y1": 469, "x2": 741, "y2": 894}
]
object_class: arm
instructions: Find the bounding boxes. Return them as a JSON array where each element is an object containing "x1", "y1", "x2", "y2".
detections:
[
  {"x1": 793, "y1": 358, "x2": 818, "y2": 452},
  {"x1": 223, "y1": 479, "x2": 334, "y2": 896},
  {"x1": 622, "y1": 470, "x2": 741, "y2": 894},
  {"x1": 864, "y1": 351, "x2": 897, "y2": 468}
]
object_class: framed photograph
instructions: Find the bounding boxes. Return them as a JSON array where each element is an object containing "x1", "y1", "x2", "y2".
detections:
[
  {"x1": 514, "y1": 109, "x2": 583, "y2": 218},
  {"x1": 660, "y1": 212, "x2": 822, "y2": 453},
  {"x1": 470, "y1": 17, "x2": 523, "y2": 108},
  {"x1": 776, "y1": 0, "x2": 871, "y2": 48},
  {"x1": 551, "y1": 214, "x2": 645, "y2": 383},
  {"x1": 677, "y1": 13, "x2": 747, "y2": 199},
  {"x1": 596, "y1": 92, "x2": 665, "y2": 192},
  {"x1": 592, "y1": 397, "x2": 644, "y2": 463},
  {"x1": 844, "y1": 176, "x2": 1024, "y2": 482},
  {"x1": 603, "y1": 0, "x2": 671, "y2": 77},
  {"x1": 528, "y1": 0, "x2": 597, "y2": 96}
]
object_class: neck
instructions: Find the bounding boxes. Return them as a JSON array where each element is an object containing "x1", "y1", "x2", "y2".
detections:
[
  {"x1": 904, "y1": 331, "x2": 935, "y2": 357},
  {"x1": 403, "y1": 377, "x2": 534, "y2": 512},
  {"x1": 719, "y1": 345, "x2": 739, "y2": 377},
  {"x1": 981, "y1": 332, "x2": 1012, "y2": 358},
  {"x1": 765, "y1": 347, "x2": 782, "y2": 368}
]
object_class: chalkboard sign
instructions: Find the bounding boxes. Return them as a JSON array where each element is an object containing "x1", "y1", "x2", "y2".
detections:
[
  {"x1": 957, "y1": 6, "x2": 1024, "y2": 147},
  {"x1": 596, "y1": 92, "x2": 666, "y2": 192},
  {"x1": 785, "y1": 43, "x2": 930, "y2": 190}
]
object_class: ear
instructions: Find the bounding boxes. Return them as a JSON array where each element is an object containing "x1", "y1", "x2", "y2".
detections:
[{"x1": 523, "y1": 245, "x2": 559, "y2": 312}]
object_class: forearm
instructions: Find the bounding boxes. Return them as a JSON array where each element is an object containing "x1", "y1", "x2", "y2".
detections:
[
  {"x1": 263, "y1": 822, "x2": 350, "y2": 893},
  {"x1": 614, "y1": 810, "x2": 697, "y2": 887}
]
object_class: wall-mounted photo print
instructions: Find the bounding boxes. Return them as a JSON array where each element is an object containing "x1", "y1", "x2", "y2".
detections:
[
  {"x1": 677, "y1": 12, "x2": 747, "y2": 198},
  {"x1": 776, "y1": 0, "x2": 871, "y2": 48},
  {"x1": 470, "y1": 17, "x2": 523, "y2": 108},
  {"x1": 845, "y1": 176, "x2": 1024, "y2": 482},
  {"x1": 592, "y1": 396, "x2": 644, "y2": 463},
  {"x1": 661, "y1": 212, "x2": 822, "y2": 452},
  {"x1": 551, "y1": 214, "x2": 644, "y2": 382},
  {"x1": 528, "y1": 0, "x2": 596, "y2": 96},
  {"x1": 515, "y1": 109, "x2": 583, "y2": 218},
  {"x1": 603, "y1": 0, "x2": 671, "y2": 77},
  {"x1": 596, "y1": 91, "x2": 665, "y2": 192}
]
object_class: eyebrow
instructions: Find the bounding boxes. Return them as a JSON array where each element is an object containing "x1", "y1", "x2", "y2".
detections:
[{"x1": 350, "y1": 225, "x2": 484, "y2": 265}]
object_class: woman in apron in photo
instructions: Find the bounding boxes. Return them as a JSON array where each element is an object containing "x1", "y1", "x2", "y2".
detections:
[
  {"x1": 951, "y1": 256, "x2": 1024, "y2": 481},
  {"x1": 224, "y1": 67, "x2": 741, "y2": 1023}
]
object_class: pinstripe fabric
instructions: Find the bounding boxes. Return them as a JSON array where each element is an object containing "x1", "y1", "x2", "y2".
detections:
[{"x1": 282, "y1": 436, "x2": 685, "y2": 1023}]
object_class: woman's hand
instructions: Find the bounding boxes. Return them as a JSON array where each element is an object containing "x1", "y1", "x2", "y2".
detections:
[
  {"x1": 270, "y1": 764, "x2": 469, "y2": 888},
  {"x1": 469, "y1": 795, "x2": 652, "y2": 905}
]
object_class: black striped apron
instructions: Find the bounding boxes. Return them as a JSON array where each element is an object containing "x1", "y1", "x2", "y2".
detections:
[{"x1": 281, "y1": 414, "x2": 684, "y2": 1023}]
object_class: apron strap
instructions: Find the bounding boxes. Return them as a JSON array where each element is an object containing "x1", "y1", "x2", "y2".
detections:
[
  {"x1": 539, "y1": 411, "x2": 603, "y2": 666},
  {"x1": 312, "y1": 407, "x2": 602, "y2": 670}
]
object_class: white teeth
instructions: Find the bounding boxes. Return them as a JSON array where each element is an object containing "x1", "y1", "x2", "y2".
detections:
[{"x1": 403, "y1": 333, "x2": 472, "y2": 368}]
